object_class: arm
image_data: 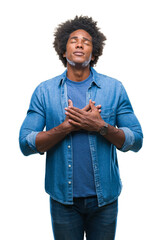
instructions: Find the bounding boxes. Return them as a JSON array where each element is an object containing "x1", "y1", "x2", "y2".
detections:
[
  {"x1": 116, "y1": 84, "x2": 143, "y2": 152},
  {"x1": 19, "y1": 84, "x2": 46, "y2": 156},
  {"x1": 19, "y1": 109, "x2": 75, "y2": 156},
  {"x1": 35, "y1": 99, "x2": 76, "y2": 153},
  {"x1": 19, "y1": 88, "x2": 101, "y2": 155},
  {"x1": 35, "y1": 122, "x2": 73, "y2": 153},
  {"x1": 65, "y1": 89, "x2": 143, "y2": 152},
  {"x1": 35, "y1": 100, "x2": 101, "y2": 153},
  {"x1": 19, "y1": 95, "x2": 77, "y2": 155},
  {"x1": 19, "y1": 85, "x2": 74, "y2": 155}
]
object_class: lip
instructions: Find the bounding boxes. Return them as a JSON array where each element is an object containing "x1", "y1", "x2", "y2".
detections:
[{"x1": 73, "y1": 51, "x2": 84, "y2": 56}]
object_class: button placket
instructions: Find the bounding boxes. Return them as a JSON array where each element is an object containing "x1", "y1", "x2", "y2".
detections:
[{"x1": 67, "y1": 136, "x2": 73, "y2": 202}]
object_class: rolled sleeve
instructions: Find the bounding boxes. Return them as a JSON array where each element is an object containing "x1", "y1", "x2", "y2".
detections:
[
  {"x1": 19, "y1": 131, "x2": 44, "y2": 156},
  {"x1": 26, "y1": 131, "x2": 43, "y2": 154},
  {"x1": 119, "y1": 127, "x2": 135, "y2": 152}
]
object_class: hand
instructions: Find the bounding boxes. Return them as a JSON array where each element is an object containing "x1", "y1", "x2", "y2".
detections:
[
  {"x1": 63, "y1": 99, "x2": 101, "y2": 133},
  {"x1": 65, "y1": 99, "x2": 105, "y2": 132}
]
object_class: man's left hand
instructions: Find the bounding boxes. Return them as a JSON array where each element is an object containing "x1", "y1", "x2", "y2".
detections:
[{"x1": 65, "y1": 99, "x2": 105, "y2": 132}]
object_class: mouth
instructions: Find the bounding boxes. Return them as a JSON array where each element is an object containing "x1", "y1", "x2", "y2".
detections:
[{"x1": 73, "y1": 51, "x2": 84, "y2": 56}]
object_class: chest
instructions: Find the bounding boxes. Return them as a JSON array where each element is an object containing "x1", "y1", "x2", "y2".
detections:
[{"x1": 45, "y1": 82, "x2": 119, "y2": 129}]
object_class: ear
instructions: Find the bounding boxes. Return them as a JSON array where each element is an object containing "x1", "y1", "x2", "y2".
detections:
[
  {"x1": 91, "y1": 55, "x2": 95, "y2": 61},
  {"x1": 63, "y1": 52, "x2": 66, "y2": 58}
]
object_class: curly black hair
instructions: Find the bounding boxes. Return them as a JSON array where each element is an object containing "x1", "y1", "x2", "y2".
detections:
[{"x1": 53, "y1": 16, "x2": 107, "y2": 67}]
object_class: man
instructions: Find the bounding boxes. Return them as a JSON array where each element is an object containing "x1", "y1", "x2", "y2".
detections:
[{"x1": 19, "y1": 16, "x2": 143, "y2": 240}]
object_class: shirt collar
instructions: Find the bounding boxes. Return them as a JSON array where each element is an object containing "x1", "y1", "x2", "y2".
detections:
[
  {"x1": 59, "y1": 67, "x2": 101, "y2": 88},
  {"x1": 90, "y1": 67, "x2": 101, "y2": 88}
]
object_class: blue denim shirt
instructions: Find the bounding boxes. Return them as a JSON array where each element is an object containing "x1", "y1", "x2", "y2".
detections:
[{"x1": 19, "y1": 67, "x2": 143, "y2": 207}]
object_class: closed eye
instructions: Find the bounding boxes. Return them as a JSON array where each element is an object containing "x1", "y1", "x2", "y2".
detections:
[
  {"x1": 84, "y1": 41, "x2": 90, "y2": 45},
  {"x1": 70, "y1": 40, "x2": 77, "y2": 43}
]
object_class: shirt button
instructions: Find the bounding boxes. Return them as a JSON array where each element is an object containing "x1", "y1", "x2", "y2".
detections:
[
  {"x1": 68, "y1": 145, "x2": 71, "y2": 149},
  {"x1": 68, "y1": 181, "x2": 72, "y2": 185},
  {"x1": 68, "y1": 164, "x2": 71, "y2": 168}
]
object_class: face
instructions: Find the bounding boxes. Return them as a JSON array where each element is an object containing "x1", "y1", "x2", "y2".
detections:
[{"x1": 63, "y1": 29, "x2": 95, "y2": 67}]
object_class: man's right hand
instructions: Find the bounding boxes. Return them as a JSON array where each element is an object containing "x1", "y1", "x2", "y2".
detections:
[{"x1": 63, "y1": 99, "x2": 101, "y2": 133}]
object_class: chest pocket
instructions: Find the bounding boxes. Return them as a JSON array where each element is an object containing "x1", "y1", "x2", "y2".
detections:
[{"x1": 100, "y1": 108, "x2": 115, "y2": 126}]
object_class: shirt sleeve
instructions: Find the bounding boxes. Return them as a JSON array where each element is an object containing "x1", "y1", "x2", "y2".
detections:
[
  {"x1": 19, "y1": 83, "x2": 46, "y2": 156},
  {"x1": 116, "y1": 83, "x2": 143, "y2": 152}
]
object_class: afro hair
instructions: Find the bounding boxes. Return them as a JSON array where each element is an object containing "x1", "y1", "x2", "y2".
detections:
[{"x1": 53, "y1": 16, "x2": 106, "y2": 67}]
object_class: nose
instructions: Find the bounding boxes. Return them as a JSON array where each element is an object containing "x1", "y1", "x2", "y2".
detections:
[{"x1": 76, "y1": 39, "x2": 83, "y2": 49}]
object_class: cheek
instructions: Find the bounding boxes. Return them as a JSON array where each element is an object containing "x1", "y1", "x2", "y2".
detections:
[
  {"x1": 66, "y1": 45, "x2": 74, "y2": 56},
  {"x1": 85, "y1": 45, "x2": 93, "y2": 54},
  {"x1": 86, "y1": 49, "x2": 93, "y2": 58}
]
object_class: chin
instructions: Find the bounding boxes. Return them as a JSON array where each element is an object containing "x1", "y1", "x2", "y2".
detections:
[{"x1": 66, "y1": 56, "x2": 90, "y2": 68}]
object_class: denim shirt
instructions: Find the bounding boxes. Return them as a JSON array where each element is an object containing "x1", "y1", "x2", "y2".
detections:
[{"x1": 19, "y1": 67, "x2": 143, "y2": 207}]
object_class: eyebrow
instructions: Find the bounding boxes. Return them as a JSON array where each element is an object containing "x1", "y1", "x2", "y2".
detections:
[{"x1": 70, "y1": 36, "x2": 92, "y2": 42}]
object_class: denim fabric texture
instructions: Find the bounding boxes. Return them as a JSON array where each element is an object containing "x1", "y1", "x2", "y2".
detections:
[
  {"x1": 19, "y1": 67, "x2": 143, "y2": 207},
  {"x1": 50, "y1": 196, "x2": 118, "y2": 240}
]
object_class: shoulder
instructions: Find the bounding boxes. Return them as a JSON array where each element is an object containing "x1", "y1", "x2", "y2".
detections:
[
  {"x1": 33, "y1": 71, "x2": 66, "y2": 94},
  {"x1": 92, "y1": 68, "x2": 123, "y2": 89},
  {"x1": 100, "y1": 73, "x2": 121, "y2": 84}
]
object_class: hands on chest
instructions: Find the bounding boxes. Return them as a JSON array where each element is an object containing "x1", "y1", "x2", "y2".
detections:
[
  {"x1": 65, "y1": 99, "x2": 105, "y2": 132},
  {"x1": 65, "y1": 99, "x2": 125, "y2": 149}
]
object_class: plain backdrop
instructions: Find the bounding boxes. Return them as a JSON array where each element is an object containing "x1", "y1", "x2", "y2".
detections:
[{"x1": 0, "y1": 0, "x2": 162, "y2": 239}]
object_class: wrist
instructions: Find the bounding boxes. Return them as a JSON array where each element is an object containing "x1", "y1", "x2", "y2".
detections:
[
  {"x1": 61, "y1": 121, "x2": 72, "y2": 135},
  {"x1": 98, "y1": 120, "x2": 109, "y2": 135},
  {"x1": 95, "y1": 119, "x2": 105, "y2": 132}
]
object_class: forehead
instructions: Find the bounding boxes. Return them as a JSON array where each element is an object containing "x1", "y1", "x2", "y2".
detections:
[{"x1": 69, "y1": 29, "x2": 92, "y2": 40}]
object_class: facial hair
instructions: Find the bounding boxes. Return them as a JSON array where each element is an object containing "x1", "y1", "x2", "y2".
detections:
[{"x1": 66, "y1": 53, "x2": 92, "y2": 67}]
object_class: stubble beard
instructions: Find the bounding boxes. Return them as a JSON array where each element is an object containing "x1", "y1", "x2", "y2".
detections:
[{"x1": 66, "y1": 53, "x2": 92, "y2": 68}]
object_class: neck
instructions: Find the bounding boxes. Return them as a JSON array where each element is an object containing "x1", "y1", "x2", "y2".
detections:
[{"x1": 66, "y1": 63, "x2": 91, "y2": 82}]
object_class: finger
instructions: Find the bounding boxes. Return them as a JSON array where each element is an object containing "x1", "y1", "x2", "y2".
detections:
[
  {"x1": 82, "y1": 104, "x2": 90, "y2": 111},
  {"x1": 96, "y1": 105, "x2": 101, "y2": 113},
  {"x1": 68, "y1": 99, "x2": 73, "y2": 107},
  {"x1": 96, "y1": 105, "x2": 101, "y2": 109},
  {"x1": 82, "y1": 101, "x2": 95, "y2": 111},
  {"x1": 66, "y1": 106, "x2": 84, "y2": 116},
  {"x1": 68, "y1": 119, "x2": 81, "y2": 127},
  {"x1": 89, "y1": 99, "x2": 97, "y2": 111},
  {"x1": 65, "y1": 111, "x2": 81, "y2": 122}
]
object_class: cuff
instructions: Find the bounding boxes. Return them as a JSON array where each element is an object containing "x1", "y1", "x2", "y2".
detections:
[
  {"x1": 26, "y1": 131, "x2": 44, "y2": 154},
  {"x1": 119, "y1": 127, "x2": 135, "y2": 152}
]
